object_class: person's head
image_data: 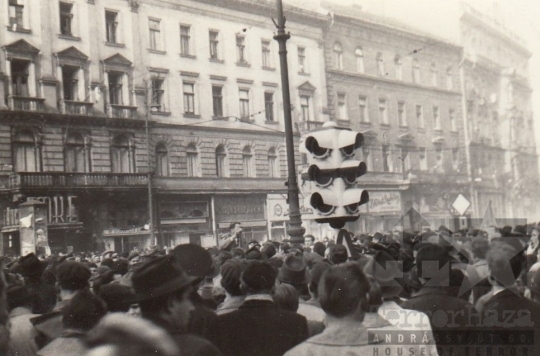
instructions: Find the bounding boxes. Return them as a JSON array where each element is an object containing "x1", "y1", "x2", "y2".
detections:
[
  {"x1": 281, "y1": 242, "x2": 291, "y2": 254},
  {"x1": 131, "y1": 255, "x2": 196, "y2": 331},
  {"x1": 261, "y1": 243, "x2": 276, "y2": 259},
  {"x1": 220, "y1": 259, "x2": 247, "y2": 297},
  {"x1": 6, "y1": 284, "x2": 32, "y2": 312},
  {"x1": 98, "y1": 284, "x2": 136, "y2": 313},
  {"x1": 487, "y1": 238, "x2": 524, "y2": 287},
  {"x1": 247, "y1": 240, "x2": 261, "y2": 250},
  {"x1": 318, "y1": 262, "x2": 369, "y2": 320},
  {"x1": 57, "y1": 261, "x2": 91, "y2": 293},
  {"x1": 232, "y1": 247, "x2": 246, "y2": 260},
  {"x1": 309, "y1": 262, "x2": 331, "y2": 299},
  {"x1": 173, "y1": 244, "x2": 215, "y2": 279},
  {"x1": 415, "y1": 244, "x2": 451, "y2": 285},
  {"x1": 84, "y1": 313, "x2": 179, "y2": 356},
  {"x1": 216, "y1": 251, "x2": 233, "y2": 267},
  {"x1": 272, "y1": 284, "x2": 299, "y2": 312},
  {"x1": 313, "y1": 242, "x2": 326, "y2": 257},
  {"x1": 364, "y1": 276, "x2": 383, "y2": 313},
  {"x1": 240, "y1": 260, "x2": 277, "y2": 295},
  {"x1": 230, "y1": 222, "x2": 242, "y2": 236},
  {"x1": 304, "y1": 235, "x2": 315, "y2": 248},
  {"x1": 471, "y1": 236, "x2": 489, "y2": 260},
  {"x1": 330, "y1": 245, "x2": 348, "y2": 265},
  {"x1": 62, "y1": 289, "x2": 107, "y2": 332}
]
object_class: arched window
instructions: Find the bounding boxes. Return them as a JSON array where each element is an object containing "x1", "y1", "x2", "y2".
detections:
[
  {"x1": 268, "y1": 148, "x2": 279, "y2": 178},
  {"x1": 155, "y1": 143, "x2": 169, "y2": 177},
  {"x1": 186, "y1": 143, "x2": 199, "y2": 177},
  {"x1": 376, "y1": 52, "x2": 385, "y2": 76},
  {"x1": 394, "y1": 55, "x2": 402, "y2": 80},
  {"x1": 446, "y1": 66, "x2": 453, "y2": 90},
  {"x1": 14, "y1": 130, "x2": 41, "y2": 172},
  {"x1": 412, "y1": 59, "x2": 420, "y2": 84},
  {"x1": 111, "y1": 135, "x2": 134, "y2": 173},
  {"x1": 355, "y1": 47, "x2": 364, "y2": 73},
  {"x1": 242, "y1": 145, "x2": 255, "y2": 177},
  {"x1": 430, "y1": 62, "x2": 438, "y2": 87},
  {"x1": 215, "y1": 144, "x2": 228, "y2": 177},
  {"x1": 65, "y1": 133, "x2": 88, "y2": 172},
  {"x1": 333, "y1": 42, "x2": 343, "y2": 70}
]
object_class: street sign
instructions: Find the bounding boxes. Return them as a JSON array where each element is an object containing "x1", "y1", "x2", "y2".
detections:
[{"x1": 452, "y1": 194, "x2": 471, "y2": 216}]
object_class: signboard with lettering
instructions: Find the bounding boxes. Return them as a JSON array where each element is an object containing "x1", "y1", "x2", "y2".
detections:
[
  {"x1": 267, "y1": 198, "x2": 315, "y2": 222},
  {"x1": 214, "y1": 196, "x2": 266, "y2": 223},
  {"x1": 368, "y1": 191, "x2": 402, "y2": 214},
  {"x1": 27, "y1": 195, "x2": 78, "y2": 224}
]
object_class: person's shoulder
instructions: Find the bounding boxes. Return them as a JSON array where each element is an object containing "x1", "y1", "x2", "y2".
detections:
[{"x1": 173, "y1": 333, "x2": 222, "y2": 356}]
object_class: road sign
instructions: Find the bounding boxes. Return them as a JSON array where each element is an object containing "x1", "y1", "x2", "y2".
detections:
[{"x1": 452, "y1": 194, "x2": 471, "y2": 216}]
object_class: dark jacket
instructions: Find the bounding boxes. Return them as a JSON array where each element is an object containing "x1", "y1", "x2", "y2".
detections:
[
  {"x1": 216, "y1": 299, "x2": 308, "y2": 356},
  {"x1": 401, "y1": 286, "x2": 476, "y2": 330}
]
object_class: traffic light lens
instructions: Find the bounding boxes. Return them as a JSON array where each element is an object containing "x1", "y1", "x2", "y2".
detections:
[
  {"x1": 341, "y1": 144, "x2": 355, "y2": 157},
  {"x1": 310, "y1": 193, "x2": 336, "y2": 215},
  {"x1": 306, "y1": 137, "x2": 331, "y2": 158},
  {"x1": 345, "y1": 203, "x2": 359, "y2": 214}
]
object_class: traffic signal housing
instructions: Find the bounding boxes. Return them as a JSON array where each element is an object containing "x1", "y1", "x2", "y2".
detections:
[{"x1": 299, "y1": 122, "x2": 369, "y2": 229}]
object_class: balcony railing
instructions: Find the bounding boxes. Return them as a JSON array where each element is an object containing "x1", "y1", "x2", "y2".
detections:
[
  {"x1": 8, "y1": 96, "x2": 45, "y2": 111},
  {"x1": 61, "y1": 100, "x2": 94, "y2": 115},
  {"x1": 107, "y1": 104, "x2": 138, "y2": 119},
  {"x1": 296, "y1": 120, "x2": 324, "y2": 134},
  {"x1": 8, "y1": 172, "x2": 148, "y2": 189}
]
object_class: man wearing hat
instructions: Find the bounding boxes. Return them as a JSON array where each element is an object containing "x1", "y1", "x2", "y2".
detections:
[
  {"x1": 131, "y1": 255, "x2": 221, "y2": 356},
  {"x1": 220, "y1": 222, "x2": 244, "y2": 251},
  {"x1": 366, "y1": 251, "x2": 438, "y2": 355},
  {"x1": 216, "y1": 260, "x2": 308, "y2": 356},
  {"x1": 16, "y1": 253, "x2": 56, "y2": 315}
]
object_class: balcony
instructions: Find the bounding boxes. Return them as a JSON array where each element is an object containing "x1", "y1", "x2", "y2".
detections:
[
  {"x1": 60, "y1": 100, "x2": 94, "y2": 116},
  {"x1": 8, "y1": 96, "x2": 45, "y2": 111},
  {"x1": 296, "y1": 120, "x2": 324, "y2": 134},
  {"x1": 153, "y1": 177, "x2": 286, "y2": 194},
  {"x1": 6, "y1": 172, "x2": 148, "y2": 190},
  {"x1": 107, "y1": 104, "x2": 138, "y2": 119}
]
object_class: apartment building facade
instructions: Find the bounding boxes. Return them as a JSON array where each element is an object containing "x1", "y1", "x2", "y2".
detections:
[
  {"x1": 0, "y1": 0, "x2": 329, "y2": 254},
  {"x1": 318, "y1": 2, "x2": 467, "y2": 234}
]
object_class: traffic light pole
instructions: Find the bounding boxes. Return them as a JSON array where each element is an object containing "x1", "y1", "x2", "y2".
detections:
[{"x1": 274, "y1": 0, "x2": 305, "y2": 244}]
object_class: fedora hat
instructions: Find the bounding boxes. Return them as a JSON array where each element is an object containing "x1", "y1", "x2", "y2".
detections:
[
  {"x1": 131, "y1": 255, "x2": 197, "y2": 303},
  {"x1": 363, "y1": 250, "x2": 403, "y2": 298},
  {"x1": 17, "y1": 253, "x2": 47, "y2": 278},
  {"x1": 278, "y1": 255, "x2": 311, "y2": 285},
  {"x1": 172, "y1": 244, "x2": 217, "y2": 279}
]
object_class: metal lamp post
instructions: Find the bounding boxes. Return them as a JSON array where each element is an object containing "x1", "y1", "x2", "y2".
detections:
[
  {"x1": 145, "y1": 80, "x2": 158, "y2": 247},
  {"x1": 273, "y1": 0, "x2": 305, "y2": 244}
]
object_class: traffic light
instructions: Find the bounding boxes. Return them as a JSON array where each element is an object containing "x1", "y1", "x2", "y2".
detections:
[{"x1": 299, "y1": 122, "x2": 369, "y2": 229}]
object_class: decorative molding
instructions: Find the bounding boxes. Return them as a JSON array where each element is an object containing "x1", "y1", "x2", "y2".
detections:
[
  {"x1": 262, "y1": 81, "x2": 278, "y2": 88},
  {"x1": 57, "y1": 34, "x2": 81, "y2": 42},
  {"x1": 148, "y1": 49, "x2": 166, "y2": 55},
  {"x1": 298, "y1": 81, "x2": 316, "y2": 92},
  {"x1": 102, "y1": 53, "x2": 132, "y2": 67},
  {"x1": 179, "y1": 53, "x2": 196, "y2": 59},
  {"x1": 2, "y1": 39, "x2": 39, "y2": 55},
  {"x1": 210, "y1": 75, "x2": 227, "y2": 81},
  {"x1": 148, "y1": 67, "x2": 169, "y2": 74},
  {"x1": 180, "y1": 71, "x2": 199, "y2": 78},
  {"x1": 39, "y1": 77, "x2": 58, "y2": 86},
  {"x1": 237, "y1": 78, "x2": 254, "y2": 85},
  {"x1": 57, "y1": 46, "x2": 88, "y2": 60},
  {"x1": 105, "y1": 42, "x2": 126, "y2": 48}
]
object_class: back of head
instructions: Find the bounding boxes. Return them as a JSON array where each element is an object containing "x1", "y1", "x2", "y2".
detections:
[
  {"x1": 57, "y1": 261, "x2": 91, "y2": 291},
  {"x1": 487, "y1": 238, "x2": 524, "y2": 287},
  {"x1": 232, "y1": 247, "x2": 246, "y2": 259},
  {"x1": 318, "y1": 262, "x2": 369, "y2": 318},
  {"x1": 6, "y1": 284, "x2": 31, "y2": 312},
  {"x1": 98, "y1": 284, "x2": 135, "y2": 313},
  {"x1": 313, "y1": 242, "x2": 326, "y2": 257},
  {"x1": 173, "y1": 244, "x2": 214, "y2": 278},
  {"x1": 84, "y1": 313, "x2": 179, "y2": 356},
  {"x1": 63, "y1": 289, "x2": 107, "y2": 331},
  {"x1": 272, "y1": 284, "x2": 299, "y2": 312},
  {"x1": 241, "y1": 260, "x2": 277, "y2": 294},
  {"x1": 415, "y1": 244, "x2": 450, "y2": 280},
  {"x1": 330, "y1": 244, "x2": 348, "y2": 265},
  {"x1": 221, "y1": 259, "x2": 247, "y2": 296},
  {"x1": 471, "y1": 236, "x2": 489, "y2": 259},
  {"x1": 261, "y1": 243, "x2": 276, "y2": 259}
]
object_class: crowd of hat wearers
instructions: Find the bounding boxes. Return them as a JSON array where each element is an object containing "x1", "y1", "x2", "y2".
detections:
[{"x1": 1, "y1": 223, "x2": 540, "y2": 355}]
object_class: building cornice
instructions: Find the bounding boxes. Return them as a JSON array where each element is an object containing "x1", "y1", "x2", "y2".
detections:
[{"x1": 327, "y1": 69, "x2": 461, "y2": 97}]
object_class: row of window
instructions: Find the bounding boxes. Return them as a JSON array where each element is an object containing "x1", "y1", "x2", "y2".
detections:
[
  {"x1": 336, "y1": 94, "x2": 458, "y2": 131},
  {"x1": 12, "y1": 131, "x2": 281, "y2": 178},
  {"x1": 333, "y1": 42, "x2": 454, "y2": 89}
]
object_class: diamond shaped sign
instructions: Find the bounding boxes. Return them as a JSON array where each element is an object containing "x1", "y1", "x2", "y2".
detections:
[{"x1": 452, "y1": 194, "x2": 471, "y2": 216}]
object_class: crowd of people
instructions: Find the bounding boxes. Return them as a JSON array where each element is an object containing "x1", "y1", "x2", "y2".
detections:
[{"x1": 0, "y1": 220, "x2": 540, "y2": 355}]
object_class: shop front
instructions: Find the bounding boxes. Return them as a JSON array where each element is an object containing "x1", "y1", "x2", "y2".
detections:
[
  {"x1": 158, "y1": 196, "x2": 214, "y2": 248},
  {"x1": 359, "y1": 191, "x2": 402, "y2": 234},
  {"x1": 214, "y1": 195, "x2": 267, "y2": 246}
]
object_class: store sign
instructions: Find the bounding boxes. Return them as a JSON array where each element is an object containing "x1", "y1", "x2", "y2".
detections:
[
  {"x1": 103, "y1": 227, "x2": 151, "y2": 236},
  {"x1": 215, "y1": 196, "x2": 266, "y2": 222},
  {"x1": 368, "y1": 191, "x2": 401, "y2": 214},
  {"x1": 27, "y1": 195, "x2": 78, "y2": 224},
  {"x1": 267, "y1": 198, "x2": 315, "y2": 222}
]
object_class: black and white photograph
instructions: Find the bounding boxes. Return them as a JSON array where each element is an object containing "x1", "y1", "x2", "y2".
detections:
[{"x1": 0, "y1": 0, "x2": 539, "y2": 354}]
